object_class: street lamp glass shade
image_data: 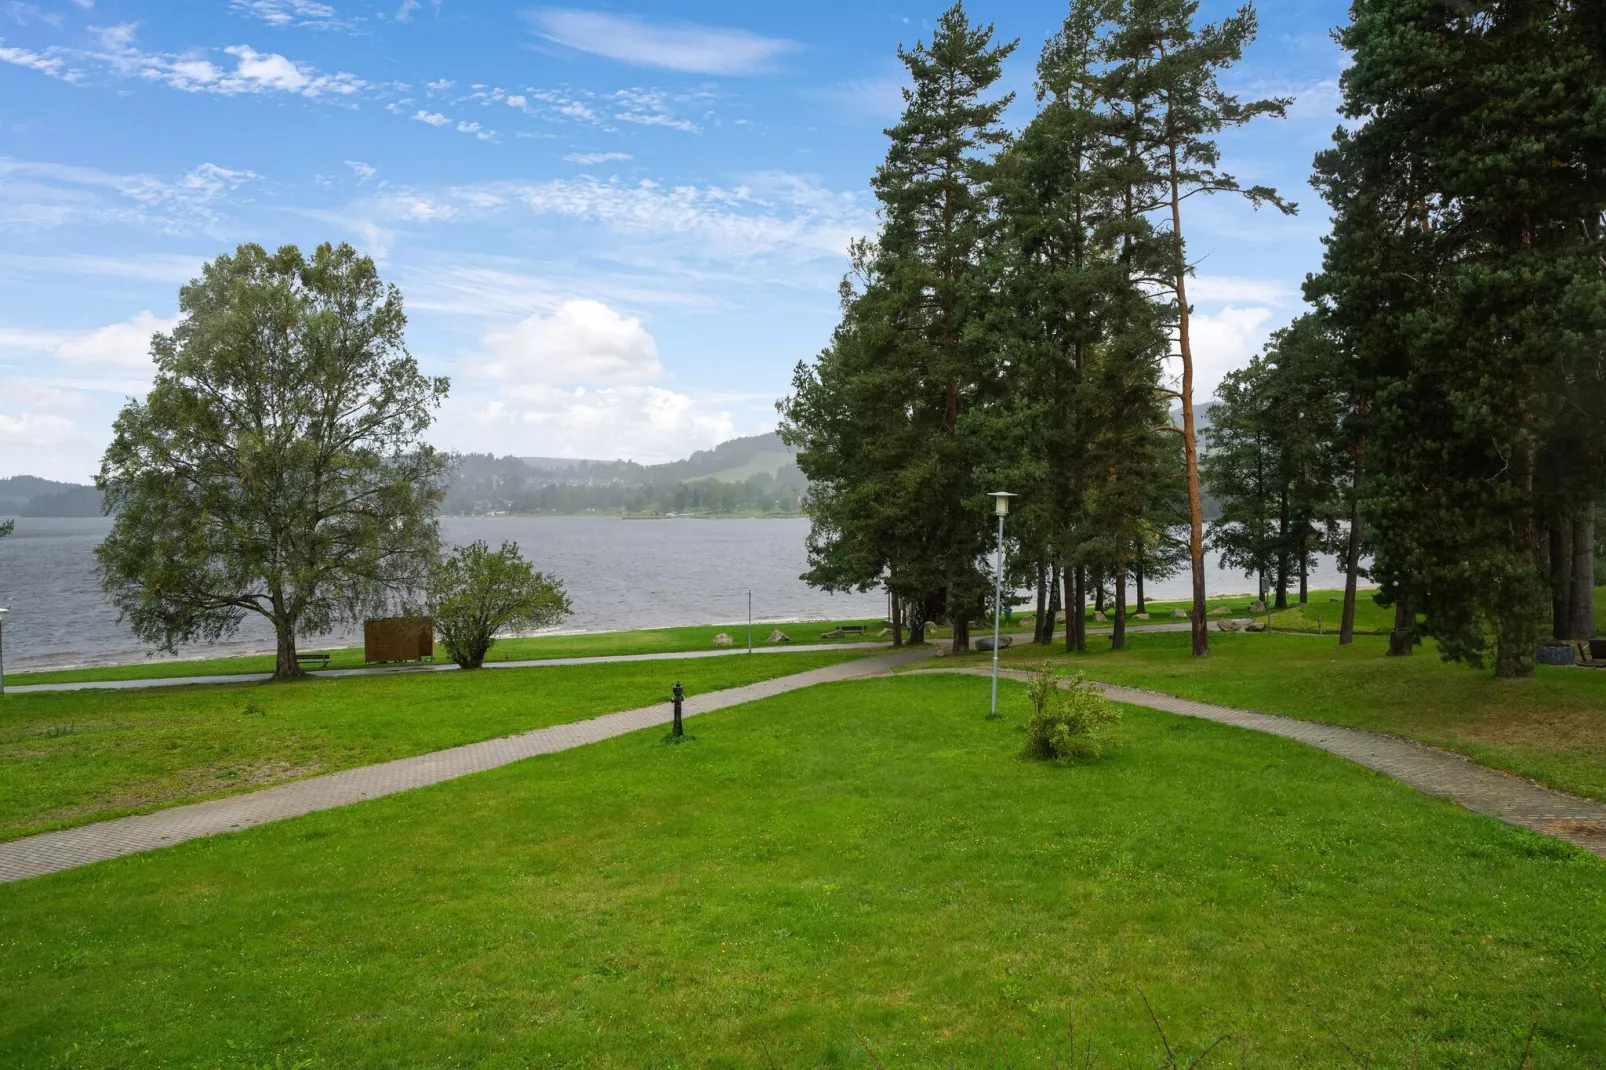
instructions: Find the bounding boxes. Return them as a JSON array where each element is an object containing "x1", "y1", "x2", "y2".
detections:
[
  {"x1": 988, "y1": 491, "x2": 1016, "y2": 517},
  {"x1": 0, "y1": 607, "x2": 8, "y2": 622}
]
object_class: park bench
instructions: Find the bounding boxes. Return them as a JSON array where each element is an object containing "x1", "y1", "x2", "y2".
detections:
[
  {"x1": 294, "y1": 652, "x2": 332, "y2": 670},
  {"x1": 819, "y1": 625, "x2": 868, "y2": 639},
  {"x1": 1578, "y1": 640, "x2": 1606, "y2": 669}
]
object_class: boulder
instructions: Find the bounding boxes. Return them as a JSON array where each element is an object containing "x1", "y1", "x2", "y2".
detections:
[
  {"x1": 1249, "y1": 599, "x2": 1267, "y2": 613},
  {"x1": 1244, "y1": 620, "x2": 1267, "y2": 633},
  {"x1": 713, "y1": 633, "x2": 734, "y2": 647},
  {"x1": 1215, "y1": 619, "x2": 1242, "y2": 632},
  {"x1": 1209, "y1": 606, "x2": 1230, "y2": 616},
  {"x1": 1094, "y1": 610, "x2": 1108, "y2": 623},
  {"x1": 1134, "y1": 612, "x2": 1151, "y2": 621},
  {"x1": 767, "y1": 630, "x2": 791, "y2": 644},
  {"x1": 820, "y1": 628, "x2": 846, "y2": 639},
  {"x1": 1173, "y1": 608, "x2": 1188, "y2": 618},
  {"x1": 877, "y1": 628, "x2": 892, "y2": 638},
  {"x1": 975, "y1": 634, "x2": 1013, "y2": 652}
]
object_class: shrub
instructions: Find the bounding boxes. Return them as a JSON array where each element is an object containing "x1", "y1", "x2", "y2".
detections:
[
  {"x1": 427, "y1": 540, "x2": 571, "y2": 669},
  {"x1": 1023, "y1": 662, "x2": 1120, "y2": 761}
]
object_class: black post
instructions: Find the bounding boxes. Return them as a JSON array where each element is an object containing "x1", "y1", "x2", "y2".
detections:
[{"x1": 672, "y1": 681, "x2": 684, "y2": 739}]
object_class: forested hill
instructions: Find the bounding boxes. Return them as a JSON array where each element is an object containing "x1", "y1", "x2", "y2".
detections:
[
  {"x1": 0, "y1": 477, "x2": 103, "y2": 517},
  {"x1": 444, "y1": 432, "x2": 807, "y2": 516}
]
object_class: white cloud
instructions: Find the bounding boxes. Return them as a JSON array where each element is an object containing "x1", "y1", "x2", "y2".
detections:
[
  {"x1": 412, "y1": 108, "x2": 450, "y2": 126},
  {"x1": 230, "y1": 0, "x2": 346, "y2": 30},
  {"x1": 0, "y1": 158, "x2": 257, "y2": 233},
  {"x1": 0, "y1": 39, "x2": 72, "y2": 78},
  {"x1": 1169, "y1": 305, "x2": 1278, "y2": 403},
  {"x1": 0, "y1": 411, "x2": 76, "y2": 447},
  {"x1": 481, "y1": 300, "x2": 662, "y2": 387},
  {"x1": 609, "y1": 87, "x2": 699, "y2": 132},
  {"x1": 345, "y1": 159, "x2": 376, "y2": 180},
  {"x1": 1188, "y1": 275, "x2": 1295, "y2": 304},
  {"x1": 463, "y1": 386, "x2": 735, "y2": 464},
  {"x1": 0, "y1": 253, "x2": 206, "y2": 283},
  {"x1": 0, "y1": 311, "x2": 178, "y2": 370},
  {"x1": 563, "y1": 151, "x2": 631, "y2": 165},
  {"x1": 394, "y1": 0, "x2": 421, "y2": 21},
  {"x1": 425, "y1": 77, "x2": 451, "y2": 91},
  {"x1": 528, "y1": 9, "x2": 799, "y2": 76}
]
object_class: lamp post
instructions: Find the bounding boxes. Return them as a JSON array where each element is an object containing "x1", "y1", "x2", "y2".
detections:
[
  {"x1": 0, "y1": 607, "x2": 8, "y2": 695},
  {"x1": 987, "y1": 492, "x2": 1015, "y2": 718}
]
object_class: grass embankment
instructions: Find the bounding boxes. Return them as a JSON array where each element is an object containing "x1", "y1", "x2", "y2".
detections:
[
  {"x1": 0, "y1": 650, "x2": 868, "y2": 842},
  {"x1": 1, "y1": 674, "x2": 1602, "y2": 1066},
  {"x1": 975, "y1": 630, "x2": 1606, "y2": 803},
  {"x1": 11, "y1": 618, "x2": 888, "y2": 686}
]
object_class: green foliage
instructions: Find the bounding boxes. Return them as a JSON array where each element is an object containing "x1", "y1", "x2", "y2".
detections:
[
  {"x1": 1022, "y1": 661, "x2": 1120, "y2": 760},
  {"x1": 94, "y1": 242, "x2": 451, "y2": 678},
  {"x1": 427, "y1": 540, "x2": 571, "y2": 669},
  {"x1": 0, "y1": 519, "x2": 11, "y2": 540}
]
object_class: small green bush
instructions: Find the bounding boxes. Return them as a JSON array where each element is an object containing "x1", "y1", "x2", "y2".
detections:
[{"x1": 1023, "y1": 663, "x2": 1120, "y2": 761}]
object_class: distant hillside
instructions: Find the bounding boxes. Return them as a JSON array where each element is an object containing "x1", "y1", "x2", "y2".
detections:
[
  {"x1": 0, "y1": 477, "x2": 103, "y2": 518},
  {"x1": 516, "y1": 432, "x2": 799, "y2": 486}
]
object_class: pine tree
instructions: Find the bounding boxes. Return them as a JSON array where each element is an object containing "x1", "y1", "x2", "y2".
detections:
[{"x1": 1100, "y1": 0, "x2": 1295, "y2": 657}]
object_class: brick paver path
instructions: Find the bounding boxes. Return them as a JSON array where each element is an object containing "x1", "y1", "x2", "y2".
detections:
[
  {"x1": 915, "y1": 667, "x2": 1606, "y2": 858},
  {"x1": 0, "y1": 647, "x2": 934, "y2": 883}
]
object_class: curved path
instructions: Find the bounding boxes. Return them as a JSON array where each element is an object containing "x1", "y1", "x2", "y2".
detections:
[
  {"x1": 0, "y1": 647, "x2": 935, "y2": 883},
  {"x1": 914, "y1": 667, "x2": 1606, "y2": 860}
]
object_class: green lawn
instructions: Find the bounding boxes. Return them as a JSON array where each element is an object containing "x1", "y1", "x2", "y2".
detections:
[
  {"x1": 0, "y1": 674, "x2": 1602, "y2": 1066},
  {"x1": 10, "y1": 618, "x2": 889, "y2": 686},
  {"x1": 977, "y1": 630, "x2": 1606, "y2": 803},
  {"x1": 0, "y1": 649, "x2": 867, "y2": 842}
]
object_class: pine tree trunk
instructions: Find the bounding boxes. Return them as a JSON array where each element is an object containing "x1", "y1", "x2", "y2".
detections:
[
  {"x1": 1340, "y1": 496, "x2": 1364, "y2": 647},
  {"x1": 1112, "y1": 564, "x2": 1128, "y2": 650},
  {"x1": 1034, "y1": 562, "x2": 1047, "y2": 644},
  {"x1": 1386, "y1": 598, "x2": 1414, "y2": 657},
  {"x1": 1550, "y1": 526, "x2": 1572, "y2": 640},
  {"x1": 891, "y1": 590, "x2": 903, "y2": 649},
  {"x1": 1044, "y1": 563, "x2": 1060, "y2": 645},
  {"x1": 1094, "y1": 574, "x2": 1106, "y2": 614},
  {"x1": 951, "y1": 616, "x2": 969, "y2": 655},
  {"x1": 1298, "y1": 537, "x2": 1309, "y2": 605},
  {"x1": 1068, "y1": 565, "x2": 1085, "y2": 653},
  {"x1": 1135, "y1": 559, "x2": 1146, "y2": 613},
  {"x1": 1275, "y1": 493, "x2": 1290, "y2": 610},
  {"x1": 1571, "y1": 512, "x2": 1596, "y2": 639},
  {"x1": 1170, "y1": 148, "x2": 1209, "y2": 658}
]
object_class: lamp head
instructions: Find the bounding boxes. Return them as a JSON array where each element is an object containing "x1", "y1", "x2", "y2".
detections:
[
  {"x1": 0, "y1": 607, "x2": 8, "y2": 622},
  {"x1": 988, "y1": 491, "x2": 1016, "y2": 517}
]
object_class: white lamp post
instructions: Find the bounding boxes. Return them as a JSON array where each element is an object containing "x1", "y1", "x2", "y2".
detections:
[
  {"x1": 987, "y1": 492, "x2": 1015, "y2": 718},
  {"x1": 0, "y1": 607, "x2": 8, "y2": 695}
]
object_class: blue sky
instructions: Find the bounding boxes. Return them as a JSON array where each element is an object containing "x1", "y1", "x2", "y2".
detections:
[{"x1": 0, "y1": 0, "x2": 1348, "y2": 482}]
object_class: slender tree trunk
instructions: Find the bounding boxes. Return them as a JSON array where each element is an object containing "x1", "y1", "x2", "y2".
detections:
[
  {"x1": 1112, "y1": 564, "x2": 1128, "y2": 650},
  {"x1": 1135, "y1": 559, "x2": 1146, "y2": 613},
  {"x1": 952, "y1": 616, "x2": 969, "y2": 656},
  {"x1": 1340, "y1": 495, "x2": 1364, "y2": 647},
  {"x1": 891, "y1": 589, "x2": 903, "y2": 649},
  {"x1": 1297, "y1": 536, "x2": 1309, "y2": 605},
  {"x1": 1571, "y1": 511, "x2": 1596, "y2": 639},
  {"x1": 1069, "y1": 565, "x2": 1086, "y2": 653},
  {"x1": 909, "y1": 604, "x2": 925, "y2": 646},
  {"x1": 1551, "y1": 525, "x2": 1573, "y2": 640},
  {"x1": 1387, "y1": 598, "x2": 1414, "y2": 657},
  {"x1": 1170, "y1": 147, "x2": 1209, "y2": 658},
  {"x1": 1275, "y1": 493, "x2": 1290, "y2": 610},
  {"x1": 1094, "y1": 574, "x2": 1106, "y2": 614},
  {"x1": 1034, "y1": 562, "x2": 1047, "y2": 644},
  {"x1": 1044, "y1": 563, "x2": 1060, "y2": 645}
]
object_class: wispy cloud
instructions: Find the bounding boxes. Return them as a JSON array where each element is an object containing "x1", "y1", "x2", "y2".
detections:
[
  {"x1": 229, "y1": 0, "x2": 349, "y2": 31},
  {"x1": 526, "y1": 8, "x2": 800, "y2": 76},
  {"x1": 0, "y1": 157, "x2": 257, "y2": 234},
  {"x1": 563, "y1": 151, "x2": 631, "y2": 165}
]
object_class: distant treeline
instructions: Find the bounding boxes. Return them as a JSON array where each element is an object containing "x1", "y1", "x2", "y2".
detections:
[
  {"x1": 0, "y1": 477, "x2": 103, "y2": 518},
  {"x1": 442, "y1": 454, "x2": 803, "y2": 516}
]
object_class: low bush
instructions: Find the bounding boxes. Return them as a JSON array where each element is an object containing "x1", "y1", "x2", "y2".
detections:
[{"x1": 1023, "y1": 662, "x2": 1120, "y2": 761}]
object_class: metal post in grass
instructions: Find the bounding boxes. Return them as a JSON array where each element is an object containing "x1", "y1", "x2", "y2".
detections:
[
  {"x1": 0, "y1": 607, "x2": 7, "y2": 694},
  {"x1": 671, "y1": 681, "x2": 684, "y2": 739},
  {"x1": 987, "y1": 492, "x2": 1015, "y2": 719},
  {"x1": 747, "y1": 589, "x2": 752, "y2": 655}
]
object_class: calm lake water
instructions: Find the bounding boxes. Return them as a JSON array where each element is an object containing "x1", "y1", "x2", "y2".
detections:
[{"x1": 0, "y1": 515, "x2": 1355, "y2": 671}]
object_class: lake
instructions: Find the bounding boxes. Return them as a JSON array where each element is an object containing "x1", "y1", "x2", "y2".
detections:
[{"x1": 0, "y1": 516, "x2": 1357, "y2": 671}]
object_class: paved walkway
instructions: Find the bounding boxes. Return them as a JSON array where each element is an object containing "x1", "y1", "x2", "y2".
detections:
[
  {"x1": 0, "y1": 647, "x2": 936, "y2": 883},
  {"x1": 914, "y1": 667, "x2": 1606, "y2": 859},
  {"x1": 6, "y1": 641, "x2": 891, "y2": 695}
]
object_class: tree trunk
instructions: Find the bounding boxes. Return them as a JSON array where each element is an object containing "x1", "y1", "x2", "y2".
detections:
[
  {"x1": 1068, "y1": 565, "x2": 1086, "y2": 653},
  {"x1": 1548, "y1": 526, "x2": 1572, "y2": 640},
  {"x1": 1494, "y1": 595, "x2": 1536, "y2": 679},
  {"x1": 908, "y1": 605, "x2": 925, "y2": 646},
  {"x1": 1571, "y1": 512, "x2": 1596, "y2": 639},
  {"x1": 1386, "y1": 598, "x2": 1414, "y2": 657},
  {"x1": 1112, "y1": 564, "x2": 1128, "y2": 650},
  {"x1": 1171, "y1": 149, "x2": 1209, "y2": 659},
  {"x1": 1135, "y1": 559, "x2": 1146, "y2": 613},
  {"x1": 1275, "y1": 492, "x2": 1290, "y2": 610},
  {"x1": 1297, "y1": 539, "x2": 1309, "y2": 605},
  {"x1": 274, "y1": 617, "x2": 302, "y2": 677},
  {"x1": 951, "y1": 616, "x2": 969, "y2": 655},
  {"x1": 1044, "y1": 563, "x2": 1060, "y2": 645},
  {"x1": 1034, "y1": 562, "x2": 1047, "y2": 644},
  {"x1": 891, "y1": 589, "x2": 903, "y2": 649},
  {"x1": 1094, "y1": 574, "x2": 1106, "y2": 614},
  {"x1": 1340, "y1": 498, "x2": 1364, "y2": 647}
]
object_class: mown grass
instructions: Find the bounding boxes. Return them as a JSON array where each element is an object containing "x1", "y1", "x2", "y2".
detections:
[
  {"x1": 0, "y1": 649, "x2": 868, "y2": 842},
  {"x1": 0, "y1": 674, "x2": 1602, "y2": 1066},
  {"x1": 975, "y1": 629, "x2": 1606, "y2": 803},
  {"x1": 11, "y1": 618, "x2": 889, "y2": 686}
]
